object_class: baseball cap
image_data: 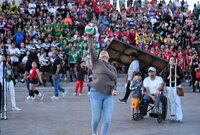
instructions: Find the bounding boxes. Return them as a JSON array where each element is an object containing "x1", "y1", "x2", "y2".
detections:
[{"x1": 148, "y1": 67, "x2": 156, "y2": 72}]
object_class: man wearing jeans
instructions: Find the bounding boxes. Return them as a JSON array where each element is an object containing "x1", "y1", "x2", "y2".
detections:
[
  {"x1": 51, "y1": 51, "x2": 68, "y2": 100},
  {"x1": 143, "y1": 67, "x2": 164, "y2": 114}
]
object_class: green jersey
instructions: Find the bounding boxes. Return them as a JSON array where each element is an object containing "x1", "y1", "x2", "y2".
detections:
[
  {"x1": 5, "y1": 69, "x2": 12, "y2": 82},
  {"x1": 65, "y1": 36, "x2": 72, "y2": 42},
  {"x1": 58, "y1": 40, "x2": 64, "y2": 46},
  {"x1": 64, "y1": 46, "x2": 71, "y2": 53},
  {"x1": 75, "y1": 48, "x2": 82, "y2": 56},
  {"x1": 81, "y1": 54, "x2": 89, "y2": 66},
  {"x1": 54, "y1": 24, "x2": 63, "y2": 36},
  {"x1": 61, "y1": 23, "x2": 68, "y2": 34},
  {"x1": 86, "y1": 9, "x2": 93, "y2": 19},
  {"x1": 24, "y1": 25, "x2": 30, "y2": 31},
  {"x1": 44, "y1": 24, "x2": 53, "y2": 35},
  {"x1": 39, "y1": 25, "x2": 44, "y2": 32},
  {"x1": 69, "y1": 52, "x2": 77, "y2": 64}
]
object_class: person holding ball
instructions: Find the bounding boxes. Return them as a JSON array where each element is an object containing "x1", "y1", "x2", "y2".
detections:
[{"x1": 86, "y1": 22, "x2": 118, "y2": 135}]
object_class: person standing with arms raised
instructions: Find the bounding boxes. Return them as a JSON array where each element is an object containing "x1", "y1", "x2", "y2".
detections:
[{"x1": 86, "y1": 25, "x2": 118, "y2": 135}]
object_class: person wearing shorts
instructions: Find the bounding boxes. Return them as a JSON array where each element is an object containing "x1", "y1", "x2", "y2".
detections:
[
  {"x1": 27, "y1": 61, "x2": 43, "y2": 100},
  {"x1": 39, "y1": 51, "x2": 50, "y2": 86},
  {"x1": 129, "y1": 72, "x2": 144, "y2": 119}
]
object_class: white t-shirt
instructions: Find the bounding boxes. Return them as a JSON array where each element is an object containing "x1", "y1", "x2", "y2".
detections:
[
  {"x1": 48, "y1": 7, "x2": 58, "y2": 17},
  {"x1": 42, "y1": 43, "x2": 51, "y2": 50},
  {"x1": 22, "y1": 56, "x2": 28, "y2": 63},
  {"x1": 9, "y1": 48, "x2": 21, "y2": 62},
  {"x1": 39, "y1": 56, "x2": 49, "y2": 66},
  {"x1": 143, "y1": 76, "x2": 164, "y2": 94},
  {"x1": 48, "y1": 51, "x2": 53, "y2": 58},
  {"x1": 28, "y1": 3, "x2": 36, "y2": 14},
  {"x1": 128, "y1": 60, "x2": 140, "y2": 81}
]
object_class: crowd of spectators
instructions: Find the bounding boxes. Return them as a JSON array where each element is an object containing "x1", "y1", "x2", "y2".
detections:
[{"x1": 0, "y1": 0, "x2": 200, "y2": 84}]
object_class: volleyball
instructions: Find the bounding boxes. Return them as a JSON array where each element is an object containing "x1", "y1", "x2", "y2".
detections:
[{"x1": 85, "y1": 22, "x2": 98, "y2": 35}]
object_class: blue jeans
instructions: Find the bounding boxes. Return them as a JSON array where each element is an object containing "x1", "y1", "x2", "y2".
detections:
[
  {"x1": 144, "y1": 94, "x2": 160, "y2": 109},
  {"x1": 53, "y1": 73, "x2": 65, "y2": 97},
  {"x1": 90, "y1": 88, "x2": 114, "y2": 135}
]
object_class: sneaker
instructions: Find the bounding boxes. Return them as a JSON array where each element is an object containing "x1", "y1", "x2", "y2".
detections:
[
  {"x1": 26, "y1": 96, "x2": 34, "y2": 100},
  {"x1": 176, "y1": 119, "x2": 183, "y2": 123},
  {"x1": 64, "y1": 77, "x2": 67, "y2": 81},
  {"x1": 12, "y1": 106, "x2": 21, "y2": 111},
  {"x1": 119, "y1": 99, "x2": 127, "y2": 103},
  {"x1": 51, "y1": 96, "x2": 59, "y2": 100},
  {"x1": 38, "y1": 92, "x2": 42, "y2": 97},
  {"x1": 78, "y1": 93, "x2": 82, "y2": 96},
  {"x1": 63, "y1": 90, "x2": 69, "y2": 97},
  {"x1": 151, "y1": 107, "x2": 158, "y2": 114},
  {"x1": 169, "y1": 115, "x2": 176, "y2": 121},
  {"x1": 20, "y1": 79, "x2": 25, "y2": 83},
  {"x1": 26, "y1": 96, "x2": 31, "y2": 100},
  {"x1": 87, "y1": 92, "x2": 90, "y2": 95},
  {"x1": 15, "y1": 79, "x2": 18, "y2": 83},
  {"x1": 73, "y1": 92, "x2": 77, "y2": 96}
]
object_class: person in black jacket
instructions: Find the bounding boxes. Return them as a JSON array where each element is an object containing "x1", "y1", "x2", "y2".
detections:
[{"x1": 73, "y1": 61, "x2": 87, "y2": 96}]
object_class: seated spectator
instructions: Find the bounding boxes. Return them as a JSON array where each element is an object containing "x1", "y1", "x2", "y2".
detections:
[{"x1": 143, "y1": 67, "x2": 164, "y2": 114}]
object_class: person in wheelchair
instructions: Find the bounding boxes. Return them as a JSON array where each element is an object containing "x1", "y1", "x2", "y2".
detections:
[
  {"x1": 129, "y1": 72, "x2": 144, "y2": 120},
  {"x1": 143, "y1": 67, "x2": 164, "y2": 114}
]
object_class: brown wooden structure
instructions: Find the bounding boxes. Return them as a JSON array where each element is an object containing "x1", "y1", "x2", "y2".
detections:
[{"x1": 107, "y1": 39, "x2": 168, "y2": 74}]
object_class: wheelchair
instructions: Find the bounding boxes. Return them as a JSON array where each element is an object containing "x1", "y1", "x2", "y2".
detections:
[{"x1": 133, "y1": 91, "x2": 168, "y2": 123}]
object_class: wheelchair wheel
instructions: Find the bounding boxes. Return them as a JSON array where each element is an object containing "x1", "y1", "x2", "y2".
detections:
[
  {"x1": 157, "y1": 115, "x2": 162, "y2": 123},
  {"x1": 133, "y1": 113, "x2": 141, "y2": 121},
  {"x1": 161, "y1": 96, "x2": 168, "y2": 120}
]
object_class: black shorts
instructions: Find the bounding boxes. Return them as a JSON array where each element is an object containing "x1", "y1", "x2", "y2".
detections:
[
  {"x1": 69, "y1": 63, "x2": 76, "y2": 68},
  {"x1": 30, "y1": 78, "x2": 38, "y2": 84},
  {"x1": 40, "y1": 66, "x2": 49, "y2": 72},
  {"x1": 196, "y1": 78, "x2": 200, "y2": 81},
  {"x1": 13, "y1": 62, "x2": 19, "y2": 67}
]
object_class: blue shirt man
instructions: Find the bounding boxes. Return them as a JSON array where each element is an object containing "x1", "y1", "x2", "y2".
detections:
[
  {"x1": 101, "y1": 16, "x2": 109, "y2": 29},
  {"x1": 14, "y1": 28, "x2": 24, "y2": 48}
]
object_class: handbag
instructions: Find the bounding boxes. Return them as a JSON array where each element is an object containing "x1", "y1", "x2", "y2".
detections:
[{"x1": 177, "y1": 87, "x2": 184, "y2": 96}]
